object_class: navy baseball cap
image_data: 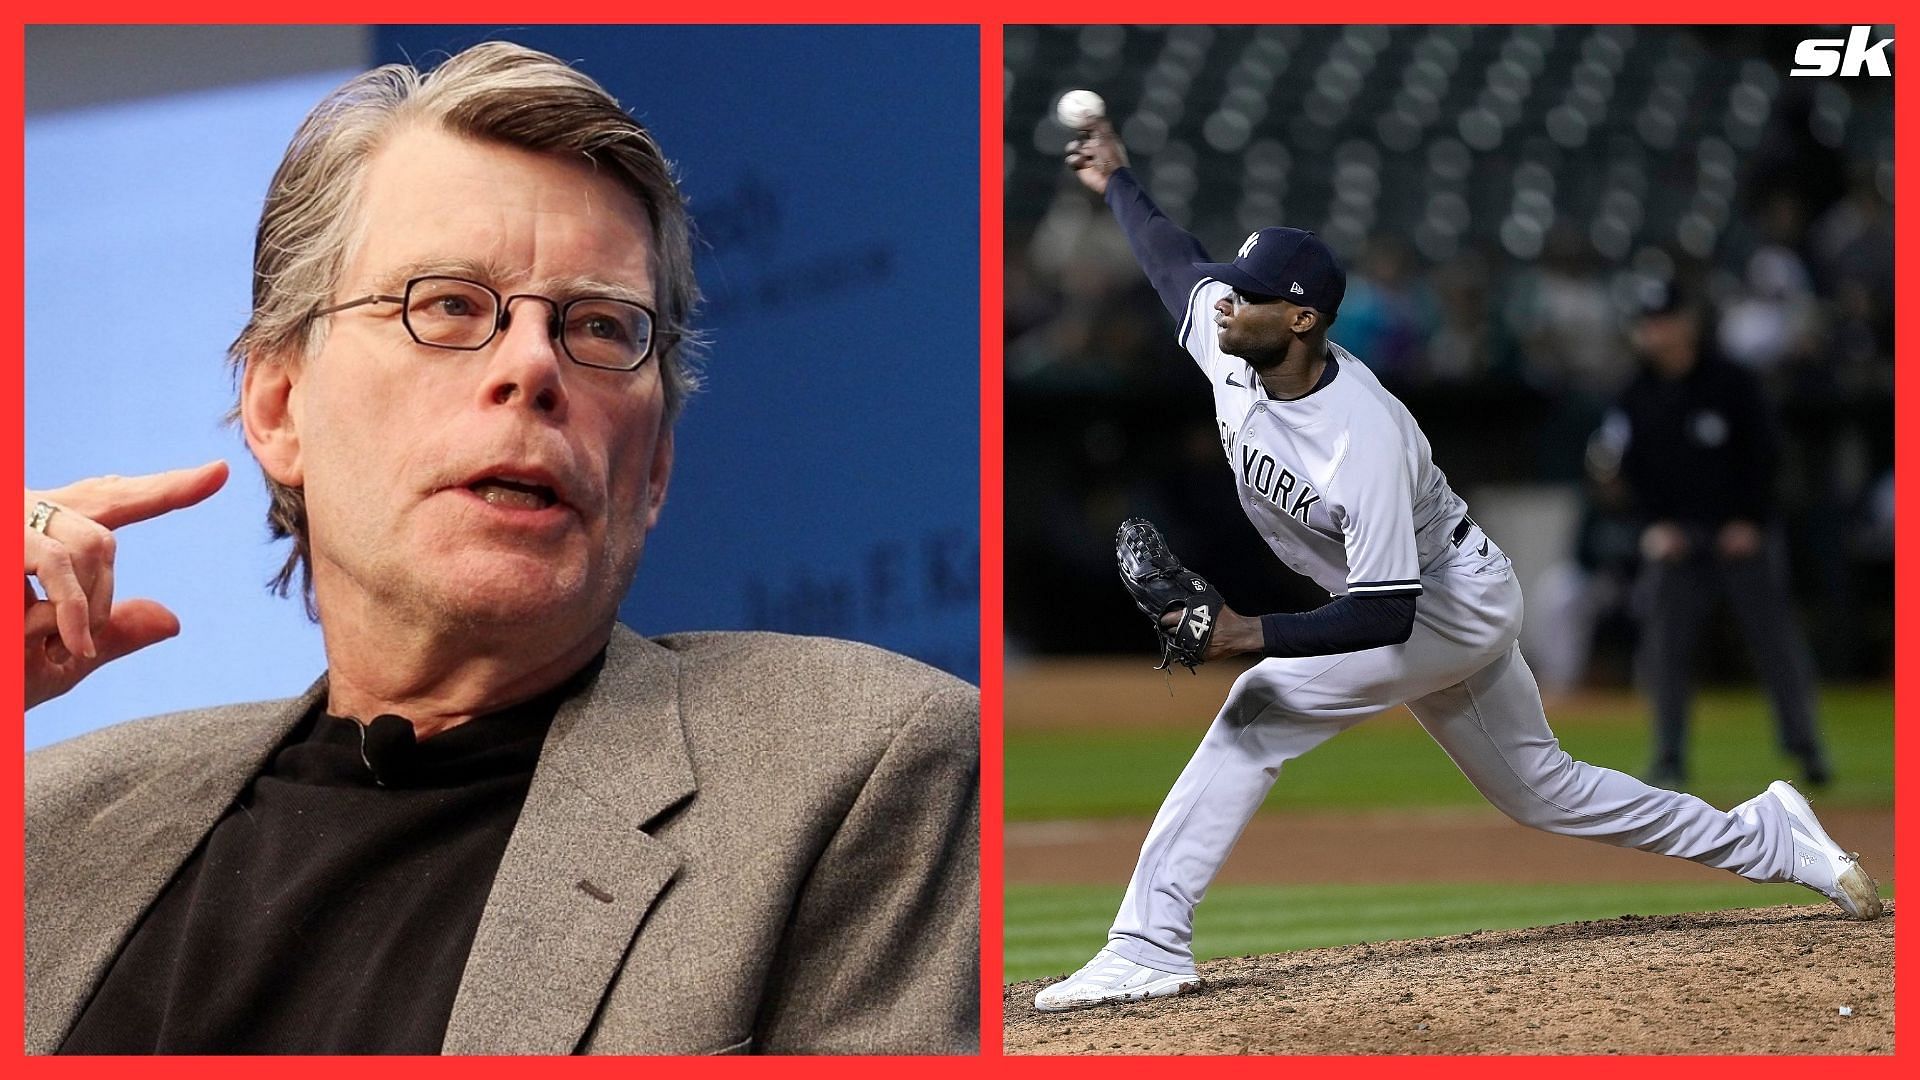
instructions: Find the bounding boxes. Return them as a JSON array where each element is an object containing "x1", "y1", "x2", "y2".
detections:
[{"x1": 1194, "y1": 227, "x2": 1347, "y2": 314}]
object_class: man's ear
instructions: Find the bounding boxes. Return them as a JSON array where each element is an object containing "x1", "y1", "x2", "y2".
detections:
[
  {"x1": 1291, "y1": 307, "x2": 1323, "y2": 334},
  {"x1": 644, "y1": 426, "x2": 674, "y2": 530},
  {"x1": 242, "y1": 351, "x2": 304, "y2": 486}
]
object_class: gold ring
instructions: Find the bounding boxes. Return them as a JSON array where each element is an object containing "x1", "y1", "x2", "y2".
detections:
[{"x1": 27, "y1": 500, "x2": 59, "y2": 535}]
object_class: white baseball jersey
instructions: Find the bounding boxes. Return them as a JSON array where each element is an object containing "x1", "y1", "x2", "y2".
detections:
[{"x1": 1175, "y1": 278, "x2": 1472, "y2": 600}]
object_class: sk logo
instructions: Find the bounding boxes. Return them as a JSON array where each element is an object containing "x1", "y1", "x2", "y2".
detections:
[
  {"x1": 1790, "y1": 26, "x2": 1894, "y2": 77},
  {"x1": 1238, "y1": 232, "x2": 1261, "y2": 258}
]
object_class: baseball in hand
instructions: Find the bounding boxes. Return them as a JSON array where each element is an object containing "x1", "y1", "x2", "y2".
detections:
[{"x1": 1056, "y1": 89, "x2": 1106, "y2": 130}]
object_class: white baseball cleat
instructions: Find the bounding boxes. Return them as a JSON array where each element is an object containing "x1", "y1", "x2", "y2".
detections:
[
  {"x1": 1763, "y1": 780, "x2": 1883, "y2": 920},
  {"x1": 1032, "y1": 948, "x2": 1201, "y2": 1012}
]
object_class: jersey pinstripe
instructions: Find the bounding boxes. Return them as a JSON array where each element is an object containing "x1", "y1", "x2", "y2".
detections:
[{"x1": 1178, "y1": 278, "x2": 1472, "y2": 600}]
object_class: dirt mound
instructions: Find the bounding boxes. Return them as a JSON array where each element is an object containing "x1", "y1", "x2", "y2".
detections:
[{"x1": 1005, "y1": 904, "x2": 1894, "y2": 1055}]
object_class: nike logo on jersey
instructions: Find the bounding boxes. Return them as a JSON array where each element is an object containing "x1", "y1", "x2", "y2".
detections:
[
  {"x1": 1239, "y1": 444, "x2": 1321, "y2": 522},
  {"x1": 1477, "y1": 540, "x2": 1489, "y2": 556},
  {"x1": 1226, "y1": 373, "x2": 1245, "y2": 388}
]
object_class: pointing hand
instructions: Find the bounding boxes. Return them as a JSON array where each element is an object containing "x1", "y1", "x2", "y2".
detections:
[{"x1": 24, "y1": 461, "x2": 229, "y2": 709}]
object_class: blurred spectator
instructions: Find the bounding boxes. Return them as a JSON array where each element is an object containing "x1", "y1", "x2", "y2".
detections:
[
  {"x1": 1333, "y1": 235, "x2": 1438, "y2": 386},
  {"x1": 1504, "y1": 226, "x2": 1630, "y2": 399},
  {"x1": 1425, "y1": 250, "x2": 1498, "y2": 384},
  {"x1": 1809, "y1": 168, "x2": 1894, "y2": 379},
  {"x1": 1591, "y1": 278, "x2": 1828, "y2": 787},
  {"x1": 1717, "y1": 198, "x2": 1819, "y2": 375},
  {"x1": 1008, "y1": 193, "x2": 1186, "y2": 391}
]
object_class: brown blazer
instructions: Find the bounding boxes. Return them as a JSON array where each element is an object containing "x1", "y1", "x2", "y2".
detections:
[{"x1": 25, "y1": 626, "x2": 980, "y2": 1055}]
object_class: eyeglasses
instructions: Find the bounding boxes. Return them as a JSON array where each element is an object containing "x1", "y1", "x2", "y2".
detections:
[{"x1": 313, "y1": 275, "x2": 664, "y2": 371}]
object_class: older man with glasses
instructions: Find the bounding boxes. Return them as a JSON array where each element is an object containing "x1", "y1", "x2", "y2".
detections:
[{"x1": 24, "y1": 42, "x2": 978, "y2": 1056}]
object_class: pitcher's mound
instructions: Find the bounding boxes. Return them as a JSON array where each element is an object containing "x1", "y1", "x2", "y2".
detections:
[{"x1": 1006, "y1": 903, "x2": 1893, "y2": 1055}]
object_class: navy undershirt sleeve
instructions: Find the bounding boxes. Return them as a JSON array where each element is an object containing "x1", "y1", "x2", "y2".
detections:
[
  {"x1": 1105, "y1": 167, "x2": 1210, "y2": 319},
  {"x1": 1260, "y1": 594, "x2": 1417, "y2": 658}
]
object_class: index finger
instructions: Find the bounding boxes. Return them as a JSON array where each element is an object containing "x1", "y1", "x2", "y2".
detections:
[{"x1": 45, "y1": 460, "x2": 230, "y2": 530}]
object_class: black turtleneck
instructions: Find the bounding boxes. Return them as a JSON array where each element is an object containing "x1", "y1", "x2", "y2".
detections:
[{"x1": 58, "y1": 657, "x2": 601, "y2": 1055}]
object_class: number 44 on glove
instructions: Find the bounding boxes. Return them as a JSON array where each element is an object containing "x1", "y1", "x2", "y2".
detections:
[{"x1": 1116, "y1": 517, "x2": 1225, "y2": 673}]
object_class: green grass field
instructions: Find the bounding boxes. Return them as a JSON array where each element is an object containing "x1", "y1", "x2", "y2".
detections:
[
  {"x1": 1005, "y1": 686, "x2": 1892, "y2": 983},
  {"x1": 1007, "y1": 686, "x2": 1894, "y2": 819}
]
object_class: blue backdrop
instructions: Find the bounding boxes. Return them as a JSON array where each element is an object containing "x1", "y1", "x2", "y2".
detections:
[{"x1": 24, "y1": 26, "x2": 978, "y2": 748}]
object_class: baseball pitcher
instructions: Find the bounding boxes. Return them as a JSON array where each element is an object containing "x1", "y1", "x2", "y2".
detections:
[{"x1": 1033, "y1": 108, "x2": 1882, "y2": 1012}]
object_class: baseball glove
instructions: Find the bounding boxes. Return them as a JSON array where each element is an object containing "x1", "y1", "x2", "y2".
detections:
[{"x1": 1116, "y1": 517, "x2": 1225, "y2": 672}]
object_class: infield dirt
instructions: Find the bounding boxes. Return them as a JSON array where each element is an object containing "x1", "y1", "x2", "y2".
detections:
[{"x1": 1004, "y1": 903, "x2": 1894, "y2": 1055}]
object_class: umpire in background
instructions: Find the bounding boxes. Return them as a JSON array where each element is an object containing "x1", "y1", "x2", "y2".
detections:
[{"x1": 1589, "y1": 279, "x2": 1828, "y2": 788}]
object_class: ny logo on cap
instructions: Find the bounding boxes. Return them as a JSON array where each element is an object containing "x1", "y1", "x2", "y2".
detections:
[{"x1": 1238, "y1": 232, "x2": 1261, "y2": 259}]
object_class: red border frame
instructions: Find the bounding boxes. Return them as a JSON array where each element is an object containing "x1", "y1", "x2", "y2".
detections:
[{"x1": 5, "y1": 6, "x2": 1911, "y2": 1072}]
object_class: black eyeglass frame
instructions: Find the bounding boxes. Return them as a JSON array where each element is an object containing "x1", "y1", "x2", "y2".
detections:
[{"x1": 312, "y1": 275, "x2": 668, "y2": 372}]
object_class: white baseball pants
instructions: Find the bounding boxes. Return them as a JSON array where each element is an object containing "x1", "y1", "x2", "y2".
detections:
[{"x1": 1106, "y1": 537, "x2": 1802, "y2": 974}]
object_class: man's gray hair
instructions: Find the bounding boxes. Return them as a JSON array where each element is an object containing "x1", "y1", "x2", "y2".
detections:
[{"x1": 228, "y1": 41, "x2": 703, "y2": 604}]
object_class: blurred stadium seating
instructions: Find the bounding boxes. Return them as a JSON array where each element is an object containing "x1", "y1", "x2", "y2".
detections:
[{"x1": 1004, "y1": 25, "x2": 1892, "y2": 683}]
